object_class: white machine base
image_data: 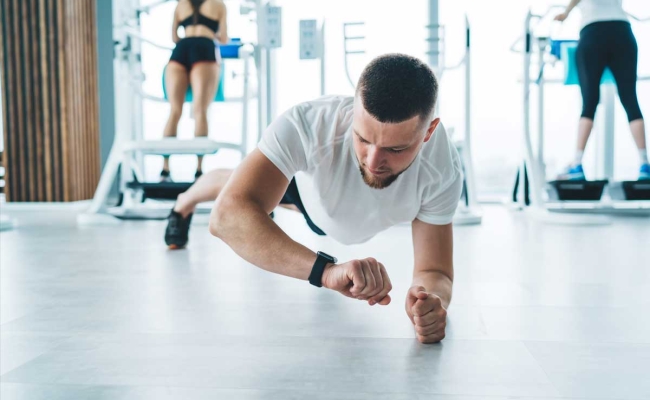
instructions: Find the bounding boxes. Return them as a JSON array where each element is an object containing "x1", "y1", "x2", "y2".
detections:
[
  {"x1": 125, "y1": 138, "x2": 239, "y2": 155},
  {"x1": 108, "y1": 206, "x2": 171, "y2": 220},
  {"x1": 525, "y1": 207, "x2": 612, "y2": 226},
  {"x1": 545, "y1": 201, "x2": 650, "y2": 216}
]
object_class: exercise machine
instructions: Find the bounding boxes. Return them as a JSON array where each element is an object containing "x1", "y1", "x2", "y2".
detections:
[
  {"x1": 427, "y1": 12, "x2": 482, "y2": 225},
  {"x1": 78, "y1": 0, "x2": 256, "y2": 224},
  {"x1": 299, "y1": 19, "x2": 326, "y2": 96},
  {"x1": 342, "y1": 21, "x2": 366, "y2": 90},
  {"x1": 511, "y1": 7, "x2": 650, "y2": 224}
]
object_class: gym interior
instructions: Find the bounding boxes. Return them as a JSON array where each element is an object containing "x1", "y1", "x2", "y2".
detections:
[{"x1": 1, "y1": 0, "x2": 649, "y2": 399}]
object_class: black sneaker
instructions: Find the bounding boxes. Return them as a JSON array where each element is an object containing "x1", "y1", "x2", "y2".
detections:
[{"x1": 165, "y1": 210, "x2": 193, "y2": 249}]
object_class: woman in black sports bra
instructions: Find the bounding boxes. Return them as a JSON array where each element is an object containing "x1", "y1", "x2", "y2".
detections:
[{"x1": 161, "y1": 0, "x2": 229, "y2": 182}]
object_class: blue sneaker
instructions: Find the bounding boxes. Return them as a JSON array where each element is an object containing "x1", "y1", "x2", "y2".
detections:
[
  {"x1": 640, "y1": 164, "x2": 650, "y2": 180},
  {"x1": 557, "y1": 164, "x2": 586, "y2": 181}
]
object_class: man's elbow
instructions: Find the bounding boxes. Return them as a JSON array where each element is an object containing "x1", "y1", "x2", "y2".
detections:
[
  {"x1": 208, "y1": 215, "x2": 222, "y2": 238},
  {"x1": 209, "y1": 198, "x2": 235, "y2": 238}
]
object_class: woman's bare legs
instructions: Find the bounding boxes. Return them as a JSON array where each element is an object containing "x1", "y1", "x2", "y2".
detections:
[
  {"x1": 189, "y1": 62, "x2": 220, "y2": 176},
  {"x1": 162, "y1": 62, "x2": 189, "y2": 176}
]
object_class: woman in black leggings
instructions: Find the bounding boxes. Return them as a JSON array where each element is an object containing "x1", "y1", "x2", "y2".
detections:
[{"x1": 555, "y1": 0, "x2": 648, "y2": 180}]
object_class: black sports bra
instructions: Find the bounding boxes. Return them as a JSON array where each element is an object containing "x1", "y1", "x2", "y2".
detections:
[{"x1": 180, "y1": 13, "x2": 220, "y2": 33}]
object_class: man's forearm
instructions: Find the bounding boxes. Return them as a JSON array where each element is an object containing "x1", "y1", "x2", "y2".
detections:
[
  {"x1": 210, "y1": 201, "x2": 317, "y2": 280},
  {"x1": 412, "y1": 270, "x2": 453, "y2": 308}
]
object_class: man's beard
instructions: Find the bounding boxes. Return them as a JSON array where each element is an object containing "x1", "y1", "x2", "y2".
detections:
[{"x1": 359, "y1": 166, "x2": 402, "y2": 189}]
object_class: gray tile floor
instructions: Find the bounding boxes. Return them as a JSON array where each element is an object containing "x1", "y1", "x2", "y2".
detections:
[{"x1": 1, "y1": 205, "x2": 649, "y2": 399}]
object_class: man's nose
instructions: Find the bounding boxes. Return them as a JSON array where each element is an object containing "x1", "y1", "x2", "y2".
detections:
[{"x1": 366, "y1": 146, "x2": 385, "y2": 170}]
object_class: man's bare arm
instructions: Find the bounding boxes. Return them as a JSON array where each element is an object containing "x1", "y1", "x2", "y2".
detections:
[
  {"x1": 210, "y1": 149, "x2": 393, "y2": 304},
  {"x1": 209, "y1": 149, "x2": 317, "y2": 280},
  {"x1": 411, "y1": 219, "x2": 453, "y2": 307}
]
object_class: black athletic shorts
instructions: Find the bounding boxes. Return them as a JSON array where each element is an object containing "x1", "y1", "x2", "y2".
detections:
[
  {"x1": 280, "y1": 178, "x2": 326, "y2": 236},
  {"x1": 169, "y1": 37, "x2": 218, "y2": 71}
]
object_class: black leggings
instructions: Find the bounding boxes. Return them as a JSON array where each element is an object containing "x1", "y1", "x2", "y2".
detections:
[
  {"x1": 576, "y1": 21, "x2": 643, "y2": 122},
  {"x1": 279, "y1": 178, "x2": 326, "y2": 236}
]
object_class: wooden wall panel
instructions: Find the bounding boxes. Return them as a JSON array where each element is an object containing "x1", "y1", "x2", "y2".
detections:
[
  {"x1": 39, "y1": 0, "x2": 52, "y2": 201},
  {"x1": 50, "y1": 0, "x2": 62, "y2": 201},
  {"x1": 0, "y1": 0, "x2": 101, "y2": 202},
  {"x1": 31, "y1": 0, "x2": 44, "y2": 201},
  {"x1": 0, "y1": 0, "x2": 14, "y2": 199}
]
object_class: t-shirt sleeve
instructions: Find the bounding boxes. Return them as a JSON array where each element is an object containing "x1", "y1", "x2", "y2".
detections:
[
  {"x1": 414, "y1": 122, "x2": 465, "y2": 225},
  {"x1": 416, "y1": 170, "x2": 463, "y2": 225},
  {"x1": 257, "y1": 108, "x2": 311, "y2": 180}
]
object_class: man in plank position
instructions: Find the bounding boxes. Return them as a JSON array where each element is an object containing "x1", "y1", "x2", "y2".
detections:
[{"x1": 165, "y1": 53, "x2": 463, "y2": 343}]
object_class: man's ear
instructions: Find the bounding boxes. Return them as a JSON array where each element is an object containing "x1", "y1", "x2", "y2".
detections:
[{"x1": 424, "y1": 118, "x2": 440, "y2": 142}]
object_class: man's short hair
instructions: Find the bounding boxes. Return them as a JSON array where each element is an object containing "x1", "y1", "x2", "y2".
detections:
[{"x1": 356, "y1": 53, "x2": 438, "y2": 125}]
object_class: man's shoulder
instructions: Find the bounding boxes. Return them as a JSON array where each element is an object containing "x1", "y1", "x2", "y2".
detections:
[
  {"x1": 417, "y1": 122, "x2": 462, "y2": 181},
  {"x1": 421, "y1": 123, "x2": 454, "y2": 157},
  {"x1": 280, "y1": 95, "x2": 353, "y2": 135},
  {"x1": 291, "y1": 95, "x2": 354, "y2": 116}
]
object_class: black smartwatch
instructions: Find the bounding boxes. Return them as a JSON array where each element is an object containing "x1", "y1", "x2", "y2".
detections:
[{"x1": 308, "y1": 251, "x2": 337, "y2": 287}]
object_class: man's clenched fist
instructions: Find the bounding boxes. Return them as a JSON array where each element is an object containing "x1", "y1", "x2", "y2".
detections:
[
  {"x1": 321, "y1": 258, "x2": 392, "y2": 306},
  {"x1": 406, "y1": 285, "x2": 447, "y2": 343}
]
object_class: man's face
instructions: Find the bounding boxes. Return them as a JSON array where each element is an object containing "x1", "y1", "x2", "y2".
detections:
[{"x1": 352, "y1": 98, "x2": 439, "y2": 189}]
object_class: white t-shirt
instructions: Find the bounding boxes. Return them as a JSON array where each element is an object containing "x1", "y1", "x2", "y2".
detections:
[
  {"x1": 258, "y1": 96, "x2": 463, "y2": 245},
  {"x1": 578, "y1": 0, "x2": 628, "y2": 30}
]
